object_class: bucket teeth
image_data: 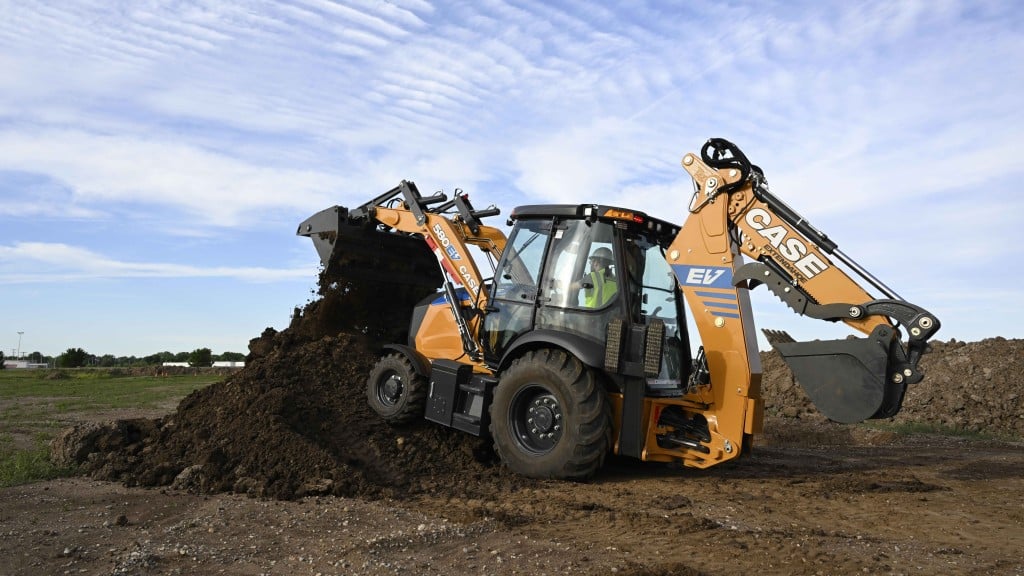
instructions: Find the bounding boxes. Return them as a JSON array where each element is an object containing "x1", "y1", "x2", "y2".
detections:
[{"x1": 762, "y1": 329, "x2": 795, "y2": 345}]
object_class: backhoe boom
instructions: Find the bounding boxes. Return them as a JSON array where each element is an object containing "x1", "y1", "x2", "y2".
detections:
[{"x1": 672, "y1": 138, "x2": 939, "y2": 424}]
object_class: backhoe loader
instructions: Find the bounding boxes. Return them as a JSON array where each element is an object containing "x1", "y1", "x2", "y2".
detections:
[{"x1": 297, "y1": 138, "x2": 940, "y2": 479}]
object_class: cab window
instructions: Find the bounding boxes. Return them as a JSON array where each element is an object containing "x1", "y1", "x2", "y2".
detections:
[{"x1": 492, "y1": 219, "x2": 549, "y2": 303}]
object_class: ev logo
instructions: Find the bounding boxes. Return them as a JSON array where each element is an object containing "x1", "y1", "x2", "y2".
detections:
[
  {"x1": 686, "y1": 268, "x2": 724, "y2": 285},
  {"x1": 674, "y1": 265, "x2": 732, "y2": 289}
]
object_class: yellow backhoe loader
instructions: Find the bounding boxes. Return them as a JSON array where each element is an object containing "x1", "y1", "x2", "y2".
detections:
[{"x1": 298, "y1": 138, "x2": 940, "y2": 479}]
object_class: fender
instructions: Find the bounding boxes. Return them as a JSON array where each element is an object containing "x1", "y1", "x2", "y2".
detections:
[
  {"x1": 497, "y1": 329, "x2": 605, "y2": 372},
  {"x1": 382, "y1": 344, "x2": 432, "y2": 378}
]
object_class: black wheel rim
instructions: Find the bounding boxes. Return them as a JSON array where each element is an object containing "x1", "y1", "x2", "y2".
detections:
[
  {"x1": 376, "y1": 370, "x2": 403, "y2": 407},
  {"x1": 509, "y1": 384, "x2": 563, "y2": 454}
]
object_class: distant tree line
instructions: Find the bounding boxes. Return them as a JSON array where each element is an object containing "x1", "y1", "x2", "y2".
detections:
[{"x1": 6, "y1": 347, "x2": 247, "y2": 368}]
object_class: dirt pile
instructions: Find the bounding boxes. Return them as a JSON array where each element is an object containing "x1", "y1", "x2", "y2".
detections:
[
  {"x1": 760, "y1": 337, "x2": 1024, "y2": 437},
  {"x1": 53, "y1": 277, "x2": 1023, "y2": 501},
  {"x1": 54, "y1": 288, "x2": 524, "y2": 501}
]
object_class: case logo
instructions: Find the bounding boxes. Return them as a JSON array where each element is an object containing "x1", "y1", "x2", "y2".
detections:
[{"x1": 744, "y1": 208, "x2": 829, "y2": 279}]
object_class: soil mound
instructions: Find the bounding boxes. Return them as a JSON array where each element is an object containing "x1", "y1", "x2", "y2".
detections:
[
  {"x1": 56, "y1": 287, "x2": 524, "y2": 501},
  {"x1": 53, "y1": 276, "x2": 1023, "y2": 500},
  {"x1": 760, "y1": 337, "x2": 1024, "y2": 437}
]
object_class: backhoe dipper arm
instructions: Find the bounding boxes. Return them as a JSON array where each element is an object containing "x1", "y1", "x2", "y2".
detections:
[{"x1": 669, "y1": 138, "x2": 940, "y2": 429}]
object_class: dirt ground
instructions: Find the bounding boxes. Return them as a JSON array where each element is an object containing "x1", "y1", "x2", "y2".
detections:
[
  {"x1": 2, "y1": 422, "x2": 1022, "y2": 575},
  {"x1": 3, "y1": 286, "x2": 1023, "y2": 575}
]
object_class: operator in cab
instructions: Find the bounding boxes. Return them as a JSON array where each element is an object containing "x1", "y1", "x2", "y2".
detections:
[{"x1": 580, "y1": 247, "x2": 617, "y2": 308}]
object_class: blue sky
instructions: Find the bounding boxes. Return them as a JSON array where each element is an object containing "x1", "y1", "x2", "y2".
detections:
[{"x1": 1, "y1": 0, "x2": 1022, "y2": 358}]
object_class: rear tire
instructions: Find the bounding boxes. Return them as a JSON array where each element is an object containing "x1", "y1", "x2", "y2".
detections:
[
  {"x1": 489, "y1": 349, "x2": 611, "y2": 480},
  {"x1": 366, "y1": 353, "x2": 427, "y2": 424}
]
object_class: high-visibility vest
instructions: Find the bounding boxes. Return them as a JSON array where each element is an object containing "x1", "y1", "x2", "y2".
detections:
[{"x1": 584, "y1": 271, "x2": 617, "y2": 307}]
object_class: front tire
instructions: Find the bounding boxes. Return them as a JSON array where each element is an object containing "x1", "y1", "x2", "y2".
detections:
[
  {"x1": 366, "y1": 353, "x2": 427, "y2": 424},
  {"x1": 489, "y1": 349, "x2": 611, "y2": 480}
]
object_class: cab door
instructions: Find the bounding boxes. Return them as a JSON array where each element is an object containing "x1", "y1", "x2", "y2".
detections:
[
  {"x1": 534, "y1": 219, "x2": 622, "y2": 343},
  {"x1": 482, "y1": 219, "x2": 551, "y2": 363}
]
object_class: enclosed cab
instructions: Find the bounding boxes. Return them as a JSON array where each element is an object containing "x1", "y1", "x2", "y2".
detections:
[
  {"x1": 483, "y1": 204, "x2": 689, "y2": 387},
  {"x1": 473, "y1": 205, "x2": 703, "y2": 476}
]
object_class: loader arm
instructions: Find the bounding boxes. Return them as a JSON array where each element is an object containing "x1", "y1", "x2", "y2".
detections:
[
  {"x1": 298, "y1": 180, "x2": 505, "y2": 361},
  {"x1": 370, "y1": 206, "x2": 497, "y2": 298},
  {"x1": 369, "y1": 207, "x2": 503, "y2": 361},
  {"x1": 668, "y1": 138, "x2": 940, "y2": 427}
]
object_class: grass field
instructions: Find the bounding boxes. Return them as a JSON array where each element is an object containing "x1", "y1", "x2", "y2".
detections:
[{"x1": 0, "y1": 368, "x2": 219, "y2": 487}]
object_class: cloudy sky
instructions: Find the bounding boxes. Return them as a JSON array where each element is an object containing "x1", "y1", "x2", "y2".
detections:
[{"x1": 1, "y1": 0, "x2": 1022, "y2": 358}]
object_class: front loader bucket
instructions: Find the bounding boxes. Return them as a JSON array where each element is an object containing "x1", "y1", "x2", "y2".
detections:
[
  {"x1": 297, "y1": 205, "x2": 442, "y2": 341},
  {"x1": 764, "y1": 326, "x2": 907, "y2": 424},
  {"x1": 298, "y1": 205, "x2": 441, "y2": 288},
  {"x1": 298, "y1": 205, "x2": 349, "y2": 277}
]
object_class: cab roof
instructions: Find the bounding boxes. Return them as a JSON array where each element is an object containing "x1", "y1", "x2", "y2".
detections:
[{"x1": 509, "y1": 204, "x2": 681, "y2": 240}]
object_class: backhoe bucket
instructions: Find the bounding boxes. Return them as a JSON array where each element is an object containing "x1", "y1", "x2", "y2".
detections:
[{"x1": 764, "y1": 327, "x2": 906, "y2": 424}]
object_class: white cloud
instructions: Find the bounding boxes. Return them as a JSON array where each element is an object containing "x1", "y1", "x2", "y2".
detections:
[
  {"x1": 294, "y1": 0, "x2": 422, "y2": 36},
  {"x1": 0, "y1": 242, "x2": 310, "y2": 283},
  {"x1": 0, "y1": 129, "x2": 340, "y2": 226},
  {"x1": 1, "y1": 0, "x2": 1023, "y2": 354},
  {"x1": 513, "y1": 117, "x2": 648, "y2": 203},
  {"x1": 0, "y1": 201, "x2": 104, "y2": 220}
]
